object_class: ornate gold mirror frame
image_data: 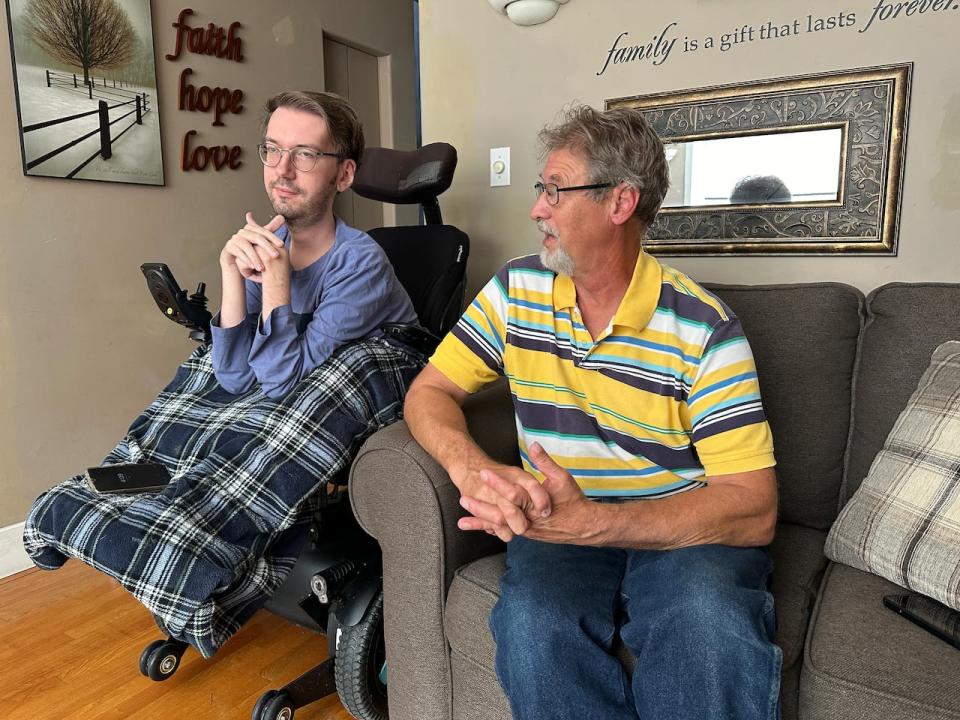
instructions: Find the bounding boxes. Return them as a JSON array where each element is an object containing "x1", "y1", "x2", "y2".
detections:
[{"x1": 607, "y1": 63, "x2": 912, "y2": 255}]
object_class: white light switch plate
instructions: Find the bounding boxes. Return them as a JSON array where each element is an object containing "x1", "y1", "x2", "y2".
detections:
[{"x1": 490, "y1": 147, "x2": 510, "y2": 187}]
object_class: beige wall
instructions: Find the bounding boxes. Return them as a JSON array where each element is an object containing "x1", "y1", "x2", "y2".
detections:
[
  {"x1": 419, "y1": 0, "x2": 960, "y2": 300},
  {"x1": 0, "y1": 0, "x2": 417, "y2": 526}
]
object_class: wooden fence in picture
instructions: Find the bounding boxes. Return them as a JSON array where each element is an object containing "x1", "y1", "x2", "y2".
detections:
[
  {"x1": 45, "y1": 69, "x2": 141, "y2": 102},
  {"x1": 24, "y1": 79, "x2": 153, "y2": 178}
]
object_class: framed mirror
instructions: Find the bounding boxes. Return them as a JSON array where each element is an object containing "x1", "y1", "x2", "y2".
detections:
[{"x1": 607, "y1": 63, "x2": 912, "y2": 255}]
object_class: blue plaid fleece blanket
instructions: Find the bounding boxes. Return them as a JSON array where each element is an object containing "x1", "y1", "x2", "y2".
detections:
[{"x1": 23, "y1": 338, "x2": 424, "y2": 657}]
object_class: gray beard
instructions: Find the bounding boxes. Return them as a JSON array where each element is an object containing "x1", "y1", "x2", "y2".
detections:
[
  {"x1": 537, "y1": 219, "x2": 575, "y2": 276},
  {"x1": 540, "y1": 245, "x2": 576, "y2": 276}
]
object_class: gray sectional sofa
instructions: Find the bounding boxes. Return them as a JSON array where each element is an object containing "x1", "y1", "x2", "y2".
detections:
[{"x1": 350, "y1": 281, "x2": 960, "y2": 720}]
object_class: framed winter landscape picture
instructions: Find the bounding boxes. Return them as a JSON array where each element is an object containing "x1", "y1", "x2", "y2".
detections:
[{"x1": 4, "y1": 0, "x2": 164, "y2": 185}]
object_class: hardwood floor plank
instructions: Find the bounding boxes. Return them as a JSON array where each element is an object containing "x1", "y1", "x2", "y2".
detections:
[{"x1": 0, "y1": 562, "x2": 356, "y2": 720}]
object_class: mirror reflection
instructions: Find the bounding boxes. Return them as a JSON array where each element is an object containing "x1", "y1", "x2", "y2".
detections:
[{"x1": 661, "y1": 127, "x2": 844, "y2": 209}]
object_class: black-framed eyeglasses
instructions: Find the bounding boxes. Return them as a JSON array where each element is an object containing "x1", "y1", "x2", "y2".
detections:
[
  {"x1": 258, "y1": 142, "x2": 340, "y2": 172},
  {"x1": 534, "y1": 181, "x2": 614, "y2": 206}
]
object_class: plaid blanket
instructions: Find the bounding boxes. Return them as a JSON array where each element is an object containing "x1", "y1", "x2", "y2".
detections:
[{"x1": 23, "y1": 338, "x2": 424, "y2": 657}]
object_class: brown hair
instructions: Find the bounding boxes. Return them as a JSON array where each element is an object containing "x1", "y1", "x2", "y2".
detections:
[
  {"x1": 538, "y1": 104, "x2": 670, "y2": 231},
  {"x1": 262, "y1": 91, "x2": 364, "y2": 163}
]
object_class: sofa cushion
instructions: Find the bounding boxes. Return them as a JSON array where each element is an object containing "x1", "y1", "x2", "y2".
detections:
[
  {"x1": 708, "y1": 283, "x2": 863, "y2": 530},
  {"x1": 768, "y1": 523, "x2": 829, "y2": 669},
  {"x1": 801, "y1": 562, "x2": 960, "y2": 719},
  {"x1": 445, "y1": 553, "x2": 503, "y2": 671},
  {"x1": 844, "y1": 283, "x2": 960, "y2": 503},
  {"x1": 450, "y1": 649, "x2": 510, "y2": 720},
  {"x1": 826, "y1": 341, "x2": 960, "y2": 610}
]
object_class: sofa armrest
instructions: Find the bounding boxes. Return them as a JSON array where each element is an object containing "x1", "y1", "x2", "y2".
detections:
[{"x1": 350, "y1": 380, "x2": 517, "y2": 720}]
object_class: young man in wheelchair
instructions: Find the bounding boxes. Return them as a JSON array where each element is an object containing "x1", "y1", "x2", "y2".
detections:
[
  {"x1": 212, "y1": 91, "x2": 418, "y2": 398},
  {"x1": 23, "y1": 91, "x2": 427, "y2": 664}
]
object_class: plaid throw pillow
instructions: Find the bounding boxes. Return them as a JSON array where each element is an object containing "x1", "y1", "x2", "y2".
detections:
[{"x1": 826, "y1": 340, "x2": 960, "y2": 611}]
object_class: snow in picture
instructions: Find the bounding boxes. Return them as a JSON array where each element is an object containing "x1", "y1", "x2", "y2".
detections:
[{"x1": 6, "y1": 0, "x2": 164, "y2": 186}]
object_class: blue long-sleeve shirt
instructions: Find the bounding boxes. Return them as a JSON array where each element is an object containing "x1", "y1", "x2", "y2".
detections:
[{"x1": 210, "y1": 219, "x2": 417, "y2": 398}]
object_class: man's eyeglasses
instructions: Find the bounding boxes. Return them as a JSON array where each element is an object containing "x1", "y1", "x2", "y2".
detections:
[
  {"x1": 258, "y1": 143, "x2": 340, "y2": 172},
  {"x1": 534, "y1": 181, "x2": 614, "y2": 206}
]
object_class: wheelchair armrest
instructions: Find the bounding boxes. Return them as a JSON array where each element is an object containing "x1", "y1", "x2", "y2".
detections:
[
  {"x1": 349, "y1": 379, "x2": 516, "y2": 720},
  {"x1": 380, "y1": 322, "x2": 442, "y2": 357}
]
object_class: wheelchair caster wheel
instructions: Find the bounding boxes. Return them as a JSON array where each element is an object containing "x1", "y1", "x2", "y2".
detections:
[
  {"x1": 139, "y1": 639, "x2": 185, "y2": 681},
  {"x1": 252, "y1": 690, "x2": 295, "y2": 720}
]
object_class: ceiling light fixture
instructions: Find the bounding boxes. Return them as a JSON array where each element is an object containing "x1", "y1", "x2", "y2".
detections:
[{"x1": 487, "y1": 0, "x2": 570, "y2": 27}]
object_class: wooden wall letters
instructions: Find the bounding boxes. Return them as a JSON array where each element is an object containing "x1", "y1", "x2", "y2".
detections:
[{"x1": 166, "y1": 9, "x2": 246, "y2": 172}]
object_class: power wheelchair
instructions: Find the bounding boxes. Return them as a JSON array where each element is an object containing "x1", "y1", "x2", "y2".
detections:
[{"x1": 137, "y1": 142, "x2": 469, "y2": 720}]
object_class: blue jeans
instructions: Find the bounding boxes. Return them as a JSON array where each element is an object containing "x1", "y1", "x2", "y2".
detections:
[{"x1": 489, "y1": 537, "x2": 781, "y2": 720}]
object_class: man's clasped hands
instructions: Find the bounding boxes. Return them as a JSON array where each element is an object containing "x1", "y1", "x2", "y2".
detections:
[
  {"x1": 459, "y1": 442, "x2": 603, "y2": 545},
  {"x1": 220, "y1": 212, "x2": 288, "y2": 284}
]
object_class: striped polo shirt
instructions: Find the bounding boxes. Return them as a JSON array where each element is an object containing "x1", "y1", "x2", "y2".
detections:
[{"x1": 429, "y1": 252, "x2": 775, "y2": 498}]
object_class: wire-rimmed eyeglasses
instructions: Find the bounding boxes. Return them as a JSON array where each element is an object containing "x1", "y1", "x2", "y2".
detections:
[
  {"x1": 534, "y1": 181, "x2": 614, "y2": 206},
  {"x1": 258, "y1": 142, "x2": 341, "y2": 172}
]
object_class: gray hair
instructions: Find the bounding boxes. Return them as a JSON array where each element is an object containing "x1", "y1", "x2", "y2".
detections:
[
  {"x1": 261, "y1": 91, "x2": 364, "y2": 163},
  {"x1": 538, "y1": 104, "x2": 670, "y2": 231}
]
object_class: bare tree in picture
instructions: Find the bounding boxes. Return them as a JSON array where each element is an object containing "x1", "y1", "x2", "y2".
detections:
[{"x1": 24, "y1": 0, "x2": 135, "y2": 86}]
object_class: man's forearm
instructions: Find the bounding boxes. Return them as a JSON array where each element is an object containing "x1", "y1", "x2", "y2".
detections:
[
  {"x1": 595, "y1": 471, "x2": 778, "y2": 550},
  {"x1": 219, "y1": 267, "x2": 247, "y2": 328},
  {"x1": 260, "y1": 273, "x2": 291, "y2": 322}
]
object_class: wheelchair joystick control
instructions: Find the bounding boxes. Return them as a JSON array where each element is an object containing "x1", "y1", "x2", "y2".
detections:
[
  {"x1": 189, "y1": 283, "x2": 209, "y2": 311},
  {"x1": 140, "y1": 263, "x2": 213, "y2": 344}
]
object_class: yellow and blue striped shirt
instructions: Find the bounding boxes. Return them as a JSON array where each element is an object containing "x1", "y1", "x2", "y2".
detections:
[{"x1": 430, "y1": 252, "x2": 776, "y2": 498}]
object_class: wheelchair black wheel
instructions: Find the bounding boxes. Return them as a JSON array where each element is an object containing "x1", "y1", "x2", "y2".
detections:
[
  {"x1": 252, "y1": 690, "x2": 295, "y2": 720},
  {"x1": 139, "y1": 639, "x2": 184, "y2": 681},
  {"x1": 334, "y1": 589, "x2": 388, "y2": 720},
  {"x1": 138, "y1": 639, "x2": 163, "y2": 676}
]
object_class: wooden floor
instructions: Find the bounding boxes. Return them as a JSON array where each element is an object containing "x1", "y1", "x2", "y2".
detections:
[{"x1": 0, "y1": 562, "x2": 355, "y2": 720}]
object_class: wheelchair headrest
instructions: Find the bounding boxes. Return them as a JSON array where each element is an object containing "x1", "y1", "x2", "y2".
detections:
[{"x1": 352, "y1": 143, "x2": 457, "y2": 205}]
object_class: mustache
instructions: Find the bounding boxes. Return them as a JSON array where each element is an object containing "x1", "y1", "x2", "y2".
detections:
[{"x1": 536, "y1": 219, "x2": 559, "y2": 238}]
